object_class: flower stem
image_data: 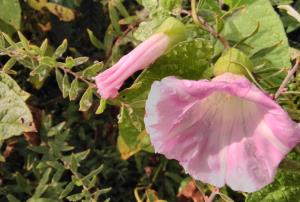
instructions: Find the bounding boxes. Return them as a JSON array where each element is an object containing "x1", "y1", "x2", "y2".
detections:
[
  {"x1": 191, "y1": 0, "x2": 230, "y2": 50},
  {"x1": 206, "y1": 187, "x2": 219, "y2": 202},
  {"x1": 275, "y1": 59, "x2": 300, "y2": 99}
]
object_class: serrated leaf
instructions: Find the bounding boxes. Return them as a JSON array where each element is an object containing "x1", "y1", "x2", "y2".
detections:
[
  {"x1": 0, "y1": 0, "x2": 21, "y2": 30},
  {"x1": 62, "y1": 74, "x2": 71, "y2": 98},
  {"x1": 0, "y1": 73, "x2": 34, "y2": 140},
  {"x1": 87, "y1": 29, "x2": 105, "y2": 50},
  {"x1": 116, "y1": 39, "x2": 213, "y2": 159},
  {"x1": 53, "y1": 39, "x2": 68, "y2": 58},
  {"x1": 79, "y1": 87, "x2": 94, "y2": 111},
  {"x1": 69, "y1": 79, "x2": 80, "y2": 101}
]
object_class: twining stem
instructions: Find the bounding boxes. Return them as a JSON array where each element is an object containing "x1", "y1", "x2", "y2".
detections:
[
  {"x1": 275, "y1": 59, "x2": 300, "y2": 99},
  {"x1": 191, "y1": 0, "x2": 230, "y2": 50}
]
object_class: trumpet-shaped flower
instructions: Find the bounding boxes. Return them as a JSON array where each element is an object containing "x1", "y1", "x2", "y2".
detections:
[
  {"x1": 144, "y1": 73, "x2": 300, "y2": 192},
  {"x1": 95, "y1": 17, "x2": 187, "y2": 99}
]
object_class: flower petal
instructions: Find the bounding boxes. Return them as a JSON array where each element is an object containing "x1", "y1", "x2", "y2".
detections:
[
  {"x1": 144, "y1": 73, "x2": 300, "y2": 192},
  {"x1": 95, "y1": 33, "x2": 170, "y2": 99}
]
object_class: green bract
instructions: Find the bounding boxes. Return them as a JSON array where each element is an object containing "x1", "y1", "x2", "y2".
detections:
[
  {"x1": 155, "y1": 17, "x2": 187, "y2": 48},
  {"x1": 213, "y1": 48, "x2": 254, "y2": 78}
]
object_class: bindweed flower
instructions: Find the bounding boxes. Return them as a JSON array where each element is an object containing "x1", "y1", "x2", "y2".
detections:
[
  {"x1": 144, "y1": 73, "x2": 300, "y2": 192},
  {"x1": 95, "y1": 17, "x2": 187, "y2": 99}
]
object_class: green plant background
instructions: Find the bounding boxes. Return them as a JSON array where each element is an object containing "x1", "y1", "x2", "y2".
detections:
[{"x1": 0, "y1": 0, "x2": 300, "y2": 201}]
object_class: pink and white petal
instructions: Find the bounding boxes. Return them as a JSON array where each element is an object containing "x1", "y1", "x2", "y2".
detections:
[{"x1": 144, "y1": 73, "x2": 300, "y2": 192}]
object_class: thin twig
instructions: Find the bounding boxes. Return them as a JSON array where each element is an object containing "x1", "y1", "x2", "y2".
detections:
[
  {"x1": 106, "y1": 22, "x2": 138, "y2": 61},
  {"x1": 275, "y1": 59, "x2": 300, "y2": 99},
  {"x1": 206, "y1": 187, "x2": 219, "y2": 202},
  {"x1": 58, "y1": 66, "x2": 96, "y2": 89},
  {"x1": 191, "y1": 0, "x2": 230, "y2": 50}
]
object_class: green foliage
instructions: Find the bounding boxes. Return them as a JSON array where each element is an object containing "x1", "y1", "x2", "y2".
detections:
[
  {"x1": 0, "y1": 73, "x2": 34, "y2": 140},
  {"x1": 222, "y1": 0, "x2": 291, "y2": 90},
  {"x1": 0, "y1": 0, "x2": 300, "y2": 201},
  {"x1": 0, "y1": 0, "x2": 21, "y2": 31},
  {"x1": 0, "y1": 115, "x2": 110, "y2": 201}
]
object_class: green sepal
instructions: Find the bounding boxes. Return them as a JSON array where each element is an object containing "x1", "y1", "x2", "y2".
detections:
[
  {"x1": 213, "y1": 48, "x2": 254, "y2": 78},
  {"x1": 155, "y1": 17, "x2": 187, "y2": 48}
]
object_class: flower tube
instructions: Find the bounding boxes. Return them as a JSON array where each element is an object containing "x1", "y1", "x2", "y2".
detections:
[{"x1": 95, "y1": 17, "x2": 187, "y2": 99}]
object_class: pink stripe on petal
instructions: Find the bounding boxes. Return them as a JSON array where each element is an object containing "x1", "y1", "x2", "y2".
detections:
[{"x1": 144, "y1": 73, "x2": 300, "y2": 192}]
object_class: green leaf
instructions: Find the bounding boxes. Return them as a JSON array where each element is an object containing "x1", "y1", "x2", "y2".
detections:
[
  {"x1": 87, "y1": 29, "x2": 105, "y2": 50},
  {"x1": 0, "y1": 73, "x2": 34, "y2": 140},
  {"x1": 3, "y1": 58, "x2": 17, "y2": 74},
  {"x1": 116, "y1": 39, "x2": 213, "y2": 159},
  {"x1": 67, "y1": 193, "x2": 84, "y2": 201},
  {"x1": 82, "y1": 164, "x2": 104, "y2": 183},
  {"x1": 0, "y1": 0, "x2": 21, "y2": 30},
  {"x1": 73, "y1": 57, "x2": 89, "y2": 66},
  {"x1": 59, "y1": 182, "x2": 75, "y2": 199},
  {"x1": 108, "y1": 2, "x2": 121, "y2": 32},
  {"x1": 7, "y1": 194, "x2": 21, "y2": 202},
  {"x1": 69, "y1": 79, "x2": 80, "y2": 101},
  {"x1": 81, "y1": 62, "x2": 103, "y2": 79},
  {"x1": 29, "y1": 65, "x2": 52, "y2": 89},
  {"x1": 53, "y1": 39, "x2": 68, "y2": 58},
  {"x1": 40, "y1": 38, "x2": 48, "y2": 56},
  {"x1": 62, "y1": 74, "x2": 71, "y2": 98},
  {"x1": 70, "y1": 154, "x2": 78, "y2": 173},
  {"x1": 39, "y1": 56, "x2": 57, "y2": 67},
  {"x1": 55, "y1": 68, "x2": 64, "y2": 92},
  {"x1": 96, "y1": 99, "x2": 106, "y2": 114},
  {"x1": 65, "y1": 57, "x2": 75, "y2": 69},
  {"x1": 17, "y1": 31, "x2": 30, "y2": 51},
  {"x1": 222, "y1": 0, "x2": 291, "y2": 89},
  {"x1": 79, "y1": 87, "x2": 94, "y2": 111},
  {"x1": 32, "y1": 168, "x2": 52, "y2": 198}
]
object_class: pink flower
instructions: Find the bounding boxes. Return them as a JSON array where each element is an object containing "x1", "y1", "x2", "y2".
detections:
[
  {"x1": 144, "y1": 73, "x2": 300, "y2": 192},
  {"x1": 95, "y1": 33, "x2": 170, "y2": 99}
]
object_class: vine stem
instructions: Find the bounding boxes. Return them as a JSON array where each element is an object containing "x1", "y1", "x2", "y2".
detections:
[
  {"x1": 191, "y1": 0, "x2": 230, "y2": 50},
  {"x1": 58, "y1": 66, "x2": 96, "y2": 89},
  {"x1": 274, "y1": 59, "x2": 300, "y2": 99},
  {"x1": 206, "y1": 187, "x2": 219, "y2": 202}
]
